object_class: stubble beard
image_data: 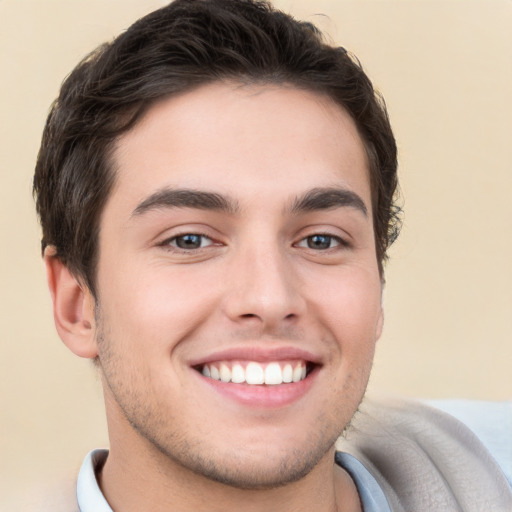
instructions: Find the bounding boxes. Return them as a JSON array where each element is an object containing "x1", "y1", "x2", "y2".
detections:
[{"x1": 94, "y1": 307, "x2": 366, "y2": 491}]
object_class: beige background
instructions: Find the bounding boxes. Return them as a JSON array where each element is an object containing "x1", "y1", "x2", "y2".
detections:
[{"x1": 1, "y1": 0, "x2": 511, "y2": 505}]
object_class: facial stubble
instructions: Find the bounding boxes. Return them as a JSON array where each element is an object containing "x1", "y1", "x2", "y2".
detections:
[{"x1": 94, "y1": 306, "x2": 366, "y2": 491}]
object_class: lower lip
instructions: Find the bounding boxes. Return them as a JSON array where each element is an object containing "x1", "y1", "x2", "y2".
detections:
[{"x1": 195, "y1": 368, "x2": 318, "y2": 409}]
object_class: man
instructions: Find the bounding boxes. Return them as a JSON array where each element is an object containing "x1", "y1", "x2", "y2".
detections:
[{"x1": 33, "y1": 1, "x2": 511, "y2": 510}]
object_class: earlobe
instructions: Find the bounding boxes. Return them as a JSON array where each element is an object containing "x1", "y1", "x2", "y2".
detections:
[{"x1": 44, "y1": 247, "x2": 98, "y2": 359}]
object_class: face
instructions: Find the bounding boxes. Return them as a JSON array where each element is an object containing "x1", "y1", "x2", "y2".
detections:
[{"x1": 93, "y1": 82, "x2": 383, "y2": 488}]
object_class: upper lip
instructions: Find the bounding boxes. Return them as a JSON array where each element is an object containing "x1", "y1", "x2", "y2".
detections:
[{"x1": 188, "y1": 345, "x2": 324, "y2": 367}]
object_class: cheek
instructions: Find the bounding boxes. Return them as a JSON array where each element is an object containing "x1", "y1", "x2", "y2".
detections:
[
  {"x1": 315, "y1": 270, "x2": 382, "y2": 341},
  {"x1": 311, "y1": 269, "x2": 381, "y2": 389},
  {"x1": 97, "y1": 264, "x2": 222, "y2": 352}
]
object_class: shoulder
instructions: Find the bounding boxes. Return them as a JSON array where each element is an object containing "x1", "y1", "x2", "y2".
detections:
[
  {"x1": 426, "y1": 398, "x2": 512, "y2": 485},
  {"x1": 337, "y1": 397, "x2": 512, "y2": 512}
]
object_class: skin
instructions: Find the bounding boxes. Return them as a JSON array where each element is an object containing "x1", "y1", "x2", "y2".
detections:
[{"x1": 46, "y1": 82, "x2": 383, "y2": 512}]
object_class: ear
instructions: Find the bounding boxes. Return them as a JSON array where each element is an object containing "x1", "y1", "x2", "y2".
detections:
[
  {"x1": 44, "y1": 247, "x2": 98, "y2": 358},
  {"x1": 375, "y1": 306, "x2": 384, "y2": 342},
  {"x1": 375, "y1": 285, "x2": 385, "y2": 341}
]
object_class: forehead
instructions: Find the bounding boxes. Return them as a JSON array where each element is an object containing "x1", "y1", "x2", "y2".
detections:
[{"x1": 109, "y1": 82, "x2": 371, "y2": 215}]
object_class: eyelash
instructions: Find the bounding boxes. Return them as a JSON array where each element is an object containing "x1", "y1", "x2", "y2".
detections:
[
  {"x1": 159, "y1": 233, "x2": 216, "y2": 251},
  {"x1": 159, "y1": 232, "x2": 349, "y2": 252},
  {"x1": 295, "y1": 234, "x2": 349, "y2": 251}
]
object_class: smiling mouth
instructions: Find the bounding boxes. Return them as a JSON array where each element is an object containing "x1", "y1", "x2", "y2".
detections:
[{"x1": 196, "y1": 360, "x2": 315, "y2": 386}]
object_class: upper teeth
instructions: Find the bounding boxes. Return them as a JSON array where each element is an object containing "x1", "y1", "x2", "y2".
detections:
[{"x1": 201, "y1": 361, "x2": 307, "y2": 385}]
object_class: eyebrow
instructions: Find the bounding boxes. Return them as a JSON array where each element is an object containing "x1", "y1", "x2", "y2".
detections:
[
  {"x1": 289, "y1": 187, "x2": 368, "y2": 217},
  {"x1": 131, "y1": 186, "x2": 367, "y2": 219},
  {"x1": 131, "y1": 188, "x2": 240, "y2": 217}
]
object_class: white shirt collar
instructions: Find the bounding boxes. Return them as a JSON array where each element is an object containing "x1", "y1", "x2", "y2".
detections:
[{"x1": 76, "y1": 449, "x2": 113, "y2": 512}]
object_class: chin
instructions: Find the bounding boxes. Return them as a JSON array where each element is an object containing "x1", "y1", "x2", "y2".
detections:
[
  {"x1": 174, "y1": 447, "x2": 329, "y2": 490},
  {"x1": 145, "y1": 417, "x2": 344, "y2": 491}
]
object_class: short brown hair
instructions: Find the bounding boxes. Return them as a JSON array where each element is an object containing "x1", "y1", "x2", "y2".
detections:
[{"x1": 34, "y1": 0, "x2": 400, "y2": 297}]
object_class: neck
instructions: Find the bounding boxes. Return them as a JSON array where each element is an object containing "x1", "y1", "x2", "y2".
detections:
[
  {"x1": 99, "y1": 433, "x2": 361, "y2": 512},
  {"x1": 99, "y1": 388, "x2": 362, "y2": 512}
]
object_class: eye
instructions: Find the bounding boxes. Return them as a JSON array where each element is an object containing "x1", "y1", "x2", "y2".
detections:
[
  {"x1": 165, "y1": 233, "x2": 214, "y2": 250},
  {"x1": 296, "y1": 234, "x2": 344, "y2": 250}
]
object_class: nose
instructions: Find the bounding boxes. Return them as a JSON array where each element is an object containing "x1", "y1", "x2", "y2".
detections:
[{"x1": 221, "y1": 244, "x2": 306, "y2": 330}]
